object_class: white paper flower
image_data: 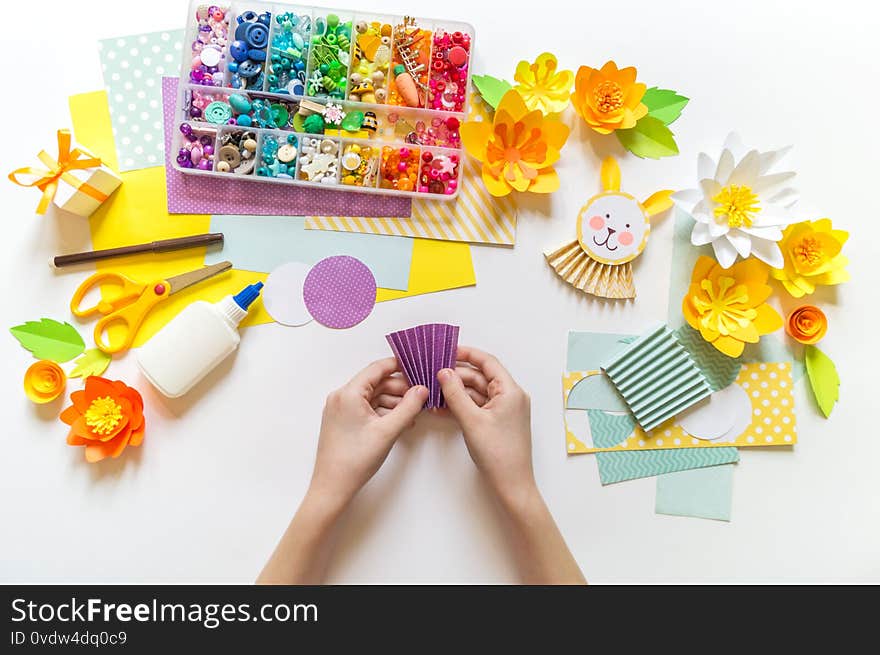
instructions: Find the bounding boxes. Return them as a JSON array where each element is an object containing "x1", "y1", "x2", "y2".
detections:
[{"x1": 672, "y1": 133, "x2": 798, "y2": 269}]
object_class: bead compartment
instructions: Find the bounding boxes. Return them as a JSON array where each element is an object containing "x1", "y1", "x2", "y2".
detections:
[{"x1": 176, "y1": 1, "x2": 474, "y2": 199}]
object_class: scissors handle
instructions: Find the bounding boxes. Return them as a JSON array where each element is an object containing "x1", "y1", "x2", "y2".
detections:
[
  {"x1": 93, "y1": 279, "x2": 171, "y2": 354},
  {"x1": 71, "y1": 271, "x2": 147, "y2": 318}
]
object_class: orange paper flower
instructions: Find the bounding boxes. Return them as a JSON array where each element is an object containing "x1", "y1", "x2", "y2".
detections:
[
  {"x1": 60, "y1": 376, "x2": 145, "y2": 463},
  {"x1": 571, "y1": 61, "x2": 648, "y2": 134},
  {"x1": 460, "y1": 89, "x2": 570, "y2": 197},
  {"x1": 683, "y1": 256, "x2": 783, "y2": 358},
  {"x1": 786, "y1": 305, "x2": 828, "y2": 344},
  {"x1": 24, "y1": 360, "x2": 66, "y2": 404}
]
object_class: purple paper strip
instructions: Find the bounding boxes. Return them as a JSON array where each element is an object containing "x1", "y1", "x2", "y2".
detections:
[
  {"x1": 302, "y1": 256, "x2": 377, "y2": 329},
  {"x1": 161, "y1": 77, "x2": 411, "y2": 217}
]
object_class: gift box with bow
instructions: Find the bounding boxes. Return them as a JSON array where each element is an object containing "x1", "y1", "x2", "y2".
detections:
[{"x1": 8, "y1": 129, "x2": 121, "y2": 217}]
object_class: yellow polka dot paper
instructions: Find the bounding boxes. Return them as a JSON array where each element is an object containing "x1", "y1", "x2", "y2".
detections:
[
  {"x1": 564, "y1": 362, "x2": 797, "y2": 453},
  {"x1": 99, "y1": 30, "x2": 184, "y2": 171}
]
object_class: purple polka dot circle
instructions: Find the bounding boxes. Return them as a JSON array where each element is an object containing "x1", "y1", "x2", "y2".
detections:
[{"x1": 303, "y1": 256, "x2": 377, "y2": 329}]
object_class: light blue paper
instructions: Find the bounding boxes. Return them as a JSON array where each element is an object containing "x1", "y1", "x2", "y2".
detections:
[
  {"x1": 597, "y1": 448, "x2": 739, "y2": 485},
  {"x1": 205, "y1": 215, "x2": 414, "y2": 291},
  {"x1": 655, "y1": 464, "x2": 735, "y2": 521},
  {"x1": 587, "y1": 410, "x2": 636, "y2": 449},
  {"x1": 568, "y1": 374, "x2": 628, "y2": 412}
]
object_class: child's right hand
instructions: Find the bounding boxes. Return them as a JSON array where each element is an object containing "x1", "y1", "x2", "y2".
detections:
[{"x1": 437, "y1": 346, "x2": 537, "y2": 509}]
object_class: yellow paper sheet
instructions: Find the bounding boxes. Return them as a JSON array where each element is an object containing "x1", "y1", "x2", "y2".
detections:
[
  {"x1": 564, "y1": 362, "x2": 798, "y2": 453},
  {"x1": 69, "y1": 91, "x2": 475, "y2": 346}
]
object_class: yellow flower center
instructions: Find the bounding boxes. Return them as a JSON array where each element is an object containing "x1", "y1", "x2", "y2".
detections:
[
  {"x1": 594, "y1": 81, "x2": 624, "y2": 113},
  {"x1": 693, "y1": 276, "x2": 757, "y2": 336},
  {"x1": 84, "y1": 396, "x2": 124, "y2": 435},
  {"x1": 712, "y1": 184, "x2": 760, "y2": 228},
  {"x1": 793, "y1": 236, "x2": 827, "y2": 272}
]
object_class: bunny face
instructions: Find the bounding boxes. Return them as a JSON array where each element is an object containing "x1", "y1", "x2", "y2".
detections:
[{"x1": 576, "y1": 192, "x2": 650, "y2": 265}]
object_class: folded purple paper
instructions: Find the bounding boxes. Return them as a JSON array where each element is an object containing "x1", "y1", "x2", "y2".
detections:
[
  {"x1": 161, "y1": 77, "x2": 411, "y2": 217},
  {"x1": 386, "y1": 323, "x2": 460, "y2": 409}
]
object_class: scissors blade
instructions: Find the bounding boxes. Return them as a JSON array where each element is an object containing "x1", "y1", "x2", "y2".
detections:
[{"x1": 166, "y1": 261, "x2": 233, "y2": 295}]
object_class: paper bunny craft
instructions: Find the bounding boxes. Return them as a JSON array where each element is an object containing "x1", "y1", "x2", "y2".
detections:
[{"x1": 545, "y1": 157, "x2": 673, "y2": 299}]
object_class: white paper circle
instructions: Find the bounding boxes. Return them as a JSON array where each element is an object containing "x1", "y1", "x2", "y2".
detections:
[
  {"x1": 714, "y1": 384, "x2": 754, "y2": 443},
  {"x1": 677, "y1": 383, "x2": 751, "y2": 441},
  {"x1": 263, "y1": 262, "x2": 313, "y2": 326}
]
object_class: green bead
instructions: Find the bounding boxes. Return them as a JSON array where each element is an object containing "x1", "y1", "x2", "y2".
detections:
[
  {"x1": 327, "y1": 14, "x2": 339, "y2": 29},
  {"x1": 341, "y1": 110, "x2": 364, "y2": 132},
  {"x1": 393, "y1": 64, "x2": 406, "y2": 77},
  {"x1": 303, "y1": 114, "x2": 326, "y2": 134}
]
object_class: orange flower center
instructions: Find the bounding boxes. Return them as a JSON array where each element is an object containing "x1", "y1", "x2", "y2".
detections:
[
  {"x1": 712, "y1": 184, "x2": 760, "y2": 228},
  {"x1": 594, "y1": 81, "x2": 624, "y2": 113},
  {"x1": 503, "y1": 147, "x2": 522, "y2": 163},
  {"x1": 85, "y1": 396, "x2": 124, "y2": 435},
  {"x1": 693, "y1": 276, "x2": 757, "y2": 336},
  {"x1": 793, "y1": 236, "x2": 827, "y2": 272}
]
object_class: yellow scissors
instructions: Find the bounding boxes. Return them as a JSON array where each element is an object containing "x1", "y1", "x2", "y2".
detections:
[{"x1": 70, "y1": 261, "x2": 233, "y2": 354}]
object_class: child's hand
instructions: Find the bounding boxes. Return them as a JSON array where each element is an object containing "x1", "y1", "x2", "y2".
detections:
[
  {"x1": 308, "y1": 358, "x2": 428, "y2": 511},
  {"x1": 437, "y1": 347, "x2": 536, "y2": 508}
]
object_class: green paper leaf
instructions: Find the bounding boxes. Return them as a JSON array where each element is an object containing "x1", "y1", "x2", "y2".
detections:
[
  {"x1": 69, "y1": 348, "x2": 111, "y2": 379},
  {"x1": 9, "y1": 319, "x2": 85, "y2": 363},
  {"x1": 804, "y1": 345, "x2": 840, "y2": 418},
  {"x1": 471, "y1": 75, "x2": 512, "y2": 110},
  {"x1": 641, "y1": 87, "x2": 690, "y2": 125},
  {"x1": 616, "y1": 116, "x2": 680, "y2": 159}
]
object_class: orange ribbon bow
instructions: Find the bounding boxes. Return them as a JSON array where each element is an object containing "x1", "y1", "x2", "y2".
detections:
[{"x1": 8, "y1": 129, "x2": 109, "y2": 214}]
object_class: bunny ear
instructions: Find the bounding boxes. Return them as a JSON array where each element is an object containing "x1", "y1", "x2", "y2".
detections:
[
  {"x1": 600, "y1": 156, "x2": 620, "y2": 192},
  {"x1": 642, "y1": 189, "x2": 675, "y2": 218}
]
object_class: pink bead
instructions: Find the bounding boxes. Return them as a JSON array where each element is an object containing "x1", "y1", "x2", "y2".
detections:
[
  {"x1": 397, "y1": 161, "x2": 408, "y2": 173},
  {"x1": 399, "y1": 148, "x2": 410, "y2": 158},
  {"x1": 448, "y1": 180, "x2": 457, "y2": 190}
]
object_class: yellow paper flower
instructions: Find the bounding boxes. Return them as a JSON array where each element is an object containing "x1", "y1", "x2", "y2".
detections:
[
  {"x1": 571, "y1": 61, "x2": 648, "y2": 134},
  {"x1": 513, "y1": 53, "x2": 574, "y2": 114},
  {"x1": 770, "y1": 219, "x2": 849, "y2": 297},
  {"x1": 683, "y1": 256, "x2": 783, "y2": 358},
  {"x1": 460, "y1": 89, "x2": 570, "y2": 197},
  {"x1": 24, "y1": 360, "x2": 66, "y2": 404}
]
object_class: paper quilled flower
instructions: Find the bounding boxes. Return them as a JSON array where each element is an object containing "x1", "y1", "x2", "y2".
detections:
[
  {"x1": 786, "y1": 305, "x2": 828, "y2": 345},
  {"x1": 513, "y1": 53, "x2": 574, "y2": 114},
  {"x1": 460, "y1": 89, "x2": 569, "y2": 197},
  {"x1": 545, "y1": 156, "x2": 673, "y2": 299},
  {"x1": 770, "y1": 219, "x2": 850, "y2": 297},
  {"x1": 23, "y1": 360, "x2": 66, "y2": 404},
  {"x1": 673, "y1": 133, "x2": 798, "y2": 269},
  {"x1": 571, "y1": 61, "x2": 688, "y2": 159},
  {"x1": 682, "y1": 256, "x2": 783, "y2": 358},
  {"x1": 60, "y1": 376, "x2": 145, "y2": 463}
]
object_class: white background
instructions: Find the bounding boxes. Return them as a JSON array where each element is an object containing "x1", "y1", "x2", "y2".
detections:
[{"x1": 1, "y1": 0, "x2": 878, "y2": 583}]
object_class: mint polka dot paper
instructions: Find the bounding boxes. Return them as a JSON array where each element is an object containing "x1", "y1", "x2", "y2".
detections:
[{"x1": 98, "y1": 30, "x2": 184, "y2": 172}]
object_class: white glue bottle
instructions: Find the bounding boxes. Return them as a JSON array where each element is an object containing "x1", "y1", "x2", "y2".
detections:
[{"x1": 137, "y1": 282, "x2": 263, "y2": 398}]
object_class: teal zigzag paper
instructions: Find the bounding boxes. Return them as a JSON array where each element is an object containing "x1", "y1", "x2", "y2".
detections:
[
  {"x1": 674, "y1": 325, "x2": 741, "y2": 391},
  {"x1": 595, "y1": 447, "x2": 739, "y2": 485},
  {"x1": 587, "y1": 410, "x2": 636, "y2": 449},
  {"x1": 568, "y1": 374, "x2": 629, "y2": 412}
]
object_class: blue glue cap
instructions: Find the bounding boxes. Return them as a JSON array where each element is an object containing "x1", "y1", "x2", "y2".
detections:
[{"x1": 232, "y1": 282, "x2": 263, "y2": 311}]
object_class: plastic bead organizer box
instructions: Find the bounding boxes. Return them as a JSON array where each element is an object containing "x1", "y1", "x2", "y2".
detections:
[{"x1": 174, "y1": 2, "x2": 475, "y2": 199}]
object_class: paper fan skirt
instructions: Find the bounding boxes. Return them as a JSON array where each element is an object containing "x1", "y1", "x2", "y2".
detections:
[
  {"x1": 386, "y1": 323, "x2": 460, "y2": 409},
  {"x1": 545, "y1": 239, "x2": 636, "y2": 299}
]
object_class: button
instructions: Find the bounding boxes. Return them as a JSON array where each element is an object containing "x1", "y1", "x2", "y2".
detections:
[
  {"x1": 342, "y1": 151, "x2": 361, "y2": 171},
  {"x1": 229, "y1": 40, "x2": 249, "y2": 62},
  {"x1": 320, "y1": 139, "x2": 337, "y2": 154},
  {"x1": 199, "y1": 46, "x2": 222, "y2": 68},
  {"x1": 277, "y1": 144, "x2": 297, "y2": 163},
  {"x1": 205, "y1": 101, "x2": 232, "y2": 124},
  {"x1": 269, "y1": 103, "x2": 289, "y2": 127},
  {"x1": 218, "y1": 145, "x2": 241, "y2": 168},
  {"x1": 238, "y1": 60, "x2": 262, "y2": 78},
  {"x1": 247, "y1": 48, "x2": 267, "y2": 62},
  {"x1": 242, "y1": 22, "x2": 269, "y2": 49}
]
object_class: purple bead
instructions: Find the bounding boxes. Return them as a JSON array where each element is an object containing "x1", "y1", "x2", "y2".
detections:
[
  {"x1": 203, "y1": 144, "x2": 214, "y2": 155},
  {"x1": 189, "y1": 106, "x2": 202, "y2": 117},
  {"x1": 197, "y1": 159, "x2": 212, "y2": 170}
]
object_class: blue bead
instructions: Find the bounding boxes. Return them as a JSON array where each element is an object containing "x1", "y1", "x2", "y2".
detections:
[
  {"x1": 247, "y1": 48, "x2": 267, "y2": 62},
  {"x1": 258, "y1": 12, "x2": 272, "y2": 27},
  {"x1": 227, "y1": 61, "x2": 239, "y2": 73},
  {"x1": 230, "y1": 40, "x2": 249, "y2": 62},
  {"x1": 236, "y1": 114, "x2": 252, "y2": 127}
]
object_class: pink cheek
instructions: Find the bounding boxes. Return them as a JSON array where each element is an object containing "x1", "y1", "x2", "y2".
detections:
[
  {"x1": 589, "y1": 215, "x2": 605, "y2": 230},
  {"x1": 618, "y1": 232, "x2": 634, "y2": 246}
]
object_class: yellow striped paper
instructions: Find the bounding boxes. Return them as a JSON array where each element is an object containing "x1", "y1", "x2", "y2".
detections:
[{"x1": 305, "y1": 97, "x2": 518, "y2": 246}]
